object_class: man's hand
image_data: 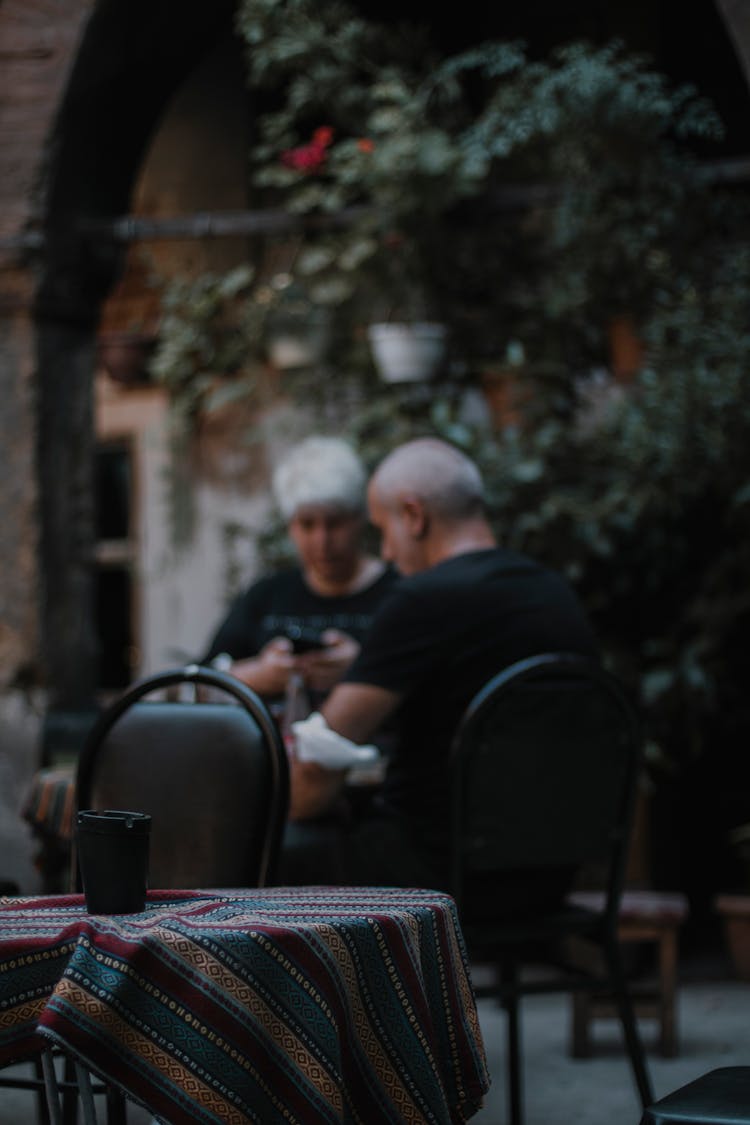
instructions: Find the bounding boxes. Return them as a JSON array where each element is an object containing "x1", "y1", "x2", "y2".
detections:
[
  {"x1": 288, "y1": 759, "x2": 347, "y2": 821},
  {"x1": 229, "y1": 636, "x2": 295, "y2": 696},
  {"x1": 288, "y1": 682, "x2": 400, "y2": 821},
  {"x1": 295, "y1": 629, "x2": 360, "y2": 694}
]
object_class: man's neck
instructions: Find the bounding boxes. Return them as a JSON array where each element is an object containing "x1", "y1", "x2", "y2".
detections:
[
  {"x1": 427, "y1": 520, "x2": 497, "y2": 568},
  {"x1": 304, "y1": 555, "x2": 384, "y2": 597}
]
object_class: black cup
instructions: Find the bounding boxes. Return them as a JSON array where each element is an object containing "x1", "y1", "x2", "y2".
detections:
[{"x1": 76, "y1": 809, "x2": 151, "y2": 914}]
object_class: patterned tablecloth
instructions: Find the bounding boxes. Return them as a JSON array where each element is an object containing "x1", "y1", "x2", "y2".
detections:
[{"x1": 0, "y1": 887, "x2": 490, "y2": 1124}]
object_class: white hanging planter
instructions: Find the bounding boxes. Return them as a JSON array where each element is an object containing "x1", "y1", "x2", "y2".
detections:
[
  {"x1": 266, "y1": 307, "x2": 330, "y2": 370},
  {"x1": 367, "y1": 322, "x2": 447, "y2": 383},
  {"x1": 268, "y1": 333, "x2": 320, "y2": 370}
]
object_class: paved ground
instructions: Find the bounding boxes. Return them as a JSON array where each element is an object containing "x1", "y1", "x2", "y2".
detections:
[
  {"x1": 474, "y1": 966, "x2": 750, "y2": 1124},
  {"x1": 2, "y1": 954, "x2": 749, "y2": 1124}
]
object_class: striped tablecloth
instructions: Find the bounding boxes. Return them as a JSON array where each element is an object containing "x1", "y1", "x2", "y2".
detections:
[{"x1": 0, "y1": 887, "x2": 490, "y2": 1124}]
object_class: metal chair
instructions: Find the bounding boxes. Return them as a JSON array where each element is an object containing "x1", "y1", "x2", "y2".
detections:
[
  {"x1": 75, "y1": 664, "x2": 289, "y2": 891},
  {"x1": 448, "y1": 651, "x2": 654, "y2": 1125},
  {"x1": 50, "y1": 663, "x2": 290, "y2": 1125},
  {"x1": 639, "y1": 1067, "x2": 750, "y2": 1125}
]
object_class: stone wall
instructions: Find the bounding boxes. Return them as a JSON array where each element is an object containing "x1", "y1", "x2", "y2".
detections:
[{"x1": 0, "y1": 0, "x2": 95, "y2": 889}]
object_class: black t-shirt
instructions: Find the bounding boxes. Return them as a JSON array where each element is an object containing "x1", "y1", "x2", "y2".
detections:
[
  {"x1": 204, "y1": 566, "x2": 398, "y2": 663},
  {"x1": 344, "y1": 548, "x2": 599, "y2": 866}
]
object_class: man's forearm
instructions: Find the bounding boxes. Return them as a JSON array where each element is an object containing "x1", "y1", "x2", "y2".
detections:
[
  {"x1": 321, "y1": 681, "x2": 400, "y2": 743},
  {"x1": 288, "y1": 681, "x2": 400, "y2": 821}
]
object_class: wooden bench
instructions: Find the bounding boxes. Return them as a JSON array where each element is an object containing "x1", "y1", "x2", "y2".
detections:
[{"x1": 569, "y1": 889, "x2": 690, "y2": 1058}]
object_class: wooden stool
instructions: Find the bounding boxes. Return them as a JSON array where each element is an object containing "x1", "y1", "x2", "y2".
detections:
[{"x1": 569, "y1": 890, "x2": 690, "y2": 1058}]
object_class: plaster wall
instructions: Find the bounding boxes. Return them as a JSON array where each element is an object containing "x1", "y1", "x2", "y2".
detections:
[
  {"x1": 0, "y1": 291, "x2": 43, "y2": 894},
  {"x1": 0, "y1": 0, "x2": 94, "y2": 242},
  {"x1": 0, "y1": 0, "x2": 96, "y2": 891},
  {"x1": 92, "y1": 30, "x2": 276, "y2": 678},
  {"x1": 0, "y1": 694, "x2": 44, "y2": 893},
  {"x1": 94, "y1": 376, "x2": 275, "y2": 677}
]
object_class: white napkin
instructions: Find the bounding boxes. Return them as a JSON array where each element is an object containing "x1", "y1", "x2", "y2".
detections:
[{"x1": 290, "y1": 712, "x2": 380, "y2": 771}]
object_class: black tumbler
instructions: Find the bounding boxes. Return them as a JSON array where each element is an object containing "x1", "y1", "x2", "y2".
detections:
[{"x1": 76, "y1": 809, "x2": 151, "y2": 914}]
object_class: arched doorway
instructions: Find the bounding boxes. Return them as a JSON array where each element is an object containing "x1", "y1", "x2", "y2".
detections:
[{"x1": 34, "y1": 0, "x2": 239, "y2": 720}]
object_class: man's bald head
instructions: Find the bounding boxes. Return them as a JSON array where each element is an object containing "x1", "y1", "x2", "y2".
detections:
[{"x1": 370, "y1": 438, "x2": 485, "y2": 522}]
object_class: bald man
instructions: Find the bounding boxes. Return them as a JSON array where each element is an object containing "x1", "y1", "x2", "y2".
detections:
[{"x1": 280, "y1": 438, "x2": 598, "y2": 889}]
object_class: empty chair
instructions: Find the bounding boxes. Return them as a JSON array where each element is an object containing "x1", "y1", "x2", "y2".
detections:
[
  {"x1": 45, "y1": 663, "x2": 290, "y2": 1124},
  {"x1": 639, "y1": 1067, "x2": 750, "y2": 1125},
  {"x1": 448, "y1": 651, "x2": 653, "y2": 1125},
  {"x1": 75, "y1": 664, "x2": 290, "y2": 891}
]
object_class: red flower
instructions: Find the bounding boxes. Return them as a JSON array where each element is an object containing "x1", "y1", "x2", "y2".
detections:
[
  {"x1": 281, "y1": 145, "x2": 327, "y2": 172},
  {"x1": 280, "y1": 127, "x2": 334, "y2": 174},
  {"x1": 312, "y1": 126, "x2": 334, "y2": 148},
  {"x1": 357, "y1": 138, "x2": 375, "y2": 153}
]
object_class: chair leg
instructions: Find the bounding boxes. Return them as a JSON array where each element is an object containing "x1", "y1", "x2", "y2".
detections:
[
  {"x1": 105, "y1": 1086, "x2": 128, "y2": 1125},
  {"x1": 41, "y1": 1051, "x2": 64, "y2": 1125},
  {"x1": 73, "y1": 1064, "x2": 99, "y2": 1125},
  {"x1": 500, "y1": 959, "x2": 524, "y2": 1125},
  {"x1": 658, "y1": 926, "x2": 679, "y2": 1057},
  {"x1": 605, "y1": 935, "x2": 654, "y2": 1109},
  {"x1": 62, "y1": 1054, "x2": 78, "y2": 1125},
  {"x1": 571, "y1": 991, "x2": 592, "y2": 1058},
  {"x1": 35, "y1": 1055, "x2": 52, "y2": 1125}
]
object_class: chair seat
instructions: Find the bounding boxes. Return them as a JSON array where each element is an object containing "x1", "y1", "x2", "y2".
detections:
[
  {"x1": 570, "y1": 889, "x2": 689, "y2": 925},
  {"x1": 640, "y1": 1066, "x2": 750, "y2": 1124}
]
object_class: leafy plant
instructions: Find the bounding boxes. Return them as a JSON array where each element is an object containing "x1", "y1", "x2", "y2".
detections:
[
  {"x1": 236, "y1": 0, "x2": 723, "y2": 367},
  {"x1": 149, "y1": 17, "x2": 749, "y2": 786},
  {"x1": 149, "y1": 265, "x2": 261, "y2": 425},
  {"x1": 345, "y1": 224, "x2": 750, "y2": 783}
]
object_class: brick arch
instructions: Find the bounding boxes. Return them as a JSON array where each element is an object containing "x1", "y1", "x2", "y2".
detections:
[
  {"x1": 0, "y1": 0, "x2": 236, "y2": 708},
  {"x1": 38, "y1": 0, "x2": 238, "y2": 320}
]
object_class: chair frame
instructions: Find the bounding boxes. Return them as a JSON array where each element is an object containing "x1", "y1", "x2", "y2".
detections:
[{"x1": 449, "y1": 651, "x2": 653, "y2": 1125}]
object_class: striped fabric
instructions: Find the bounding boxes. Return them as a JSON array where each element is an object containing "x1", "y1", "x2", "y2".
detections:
[
  {"x1": 21, "y1": 766, "x2": 75, "y2": 841},
  {"x1": 0, "y1": 888, "x2": 489, "y2": 1124}
]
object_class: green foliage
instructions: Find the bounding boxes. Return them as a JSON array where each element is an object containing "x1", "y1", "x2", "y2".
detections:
[
  {"x1": 148, "y1": 265, "x2": 263, "y2": 422},
  {"x1": 340, "y1": 226, "x2": 750, "y2": 776},
  {"x1": 154, "y1": 9, "x2": 748, "y2": 774},
  {"x1": 147, "y1": 265, "x2": 263, "y2": 550},
  {"x1": 236, "y1": 0, "x2": 722, "y2": 352}
]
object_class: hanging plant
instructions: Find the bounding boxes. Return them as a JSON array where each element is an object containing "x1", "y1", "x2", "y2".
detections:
[{"x1": 148, "y1": 265, "x2": 264, "y2": 548}]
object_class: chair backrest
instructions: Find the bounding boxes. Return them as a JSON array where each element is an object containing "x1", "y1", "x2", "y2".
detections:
[
  {"x1": 449, "y1": 652, "x2": 642, "y2": 923},
  {"x1": 75, "y1": 665, "x2": 289, "y2": 890}
]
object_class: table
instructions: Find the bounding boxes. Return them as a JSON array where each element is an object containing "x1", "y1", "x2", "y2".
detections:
[{"x1": 0, "y1": 887, "x2": 490, "y2": 1124}]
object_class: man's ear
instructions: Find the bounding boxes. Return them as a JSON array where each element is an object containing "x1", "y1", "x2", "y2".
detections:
[{"x1": 401, "y1": 495, "x2": 428, "y2": 539}]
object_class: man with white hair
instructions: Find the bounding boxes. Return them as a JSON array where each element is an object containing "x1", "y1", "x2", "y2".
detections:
[
  {"x1": 282, "y1": 437, "x2": 598, "y2": 889},
  {"x1": 204, "y1": 435, "x2": 396, "y2": 707}
]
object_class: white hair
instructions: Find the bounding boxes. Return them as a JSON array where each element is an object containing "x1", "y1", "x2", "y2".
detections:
[{"x1": 272, "y1": 436, "x2": 367, "y2": 522}]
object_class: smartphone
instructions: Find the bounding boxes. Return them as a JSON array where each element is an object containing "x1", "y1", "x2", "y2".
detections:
[{"x1": 284, "y1": 625, "x2": 328, "y2": 653}]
